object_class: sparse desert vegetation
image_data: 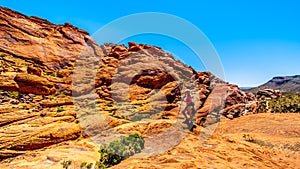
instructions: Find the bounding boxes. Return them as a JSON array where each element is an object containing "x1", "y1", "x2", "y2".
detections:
[
  {"x1": 70, "y1": 134, "x2": 145, "y2": 169},
  {"x1": 256, "y1": 94, "x2": 300, "y2": 113}
]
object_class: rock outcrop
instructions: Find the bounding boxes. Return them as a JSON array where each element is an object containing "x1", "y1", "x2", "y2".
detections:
[
  {"x1": 0, "y1": 6, "x2": 101, "y2": 160},
  {"x1": 0, "y1": 6, "x2": 260, "y2": 168},
  {"x1": 195, "y1": 84, "x2": 256, "y2": 124},
  {"x1": 256, "y1": 88, "x2": 282, "y2": 100},
  {"x1": 0, "y1": 7, "x2": 101, "y2": 69}
]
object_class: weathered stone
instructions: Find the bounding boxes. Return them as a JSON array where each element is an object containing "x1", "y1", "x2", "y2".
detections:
[
  {"x1": 256, "y1": 88, "x2": 282, "y2": 100},
  {"x1": 0, "y1": 74, "x2": 19, "y2": 91},
  {"x1": 27, "y1": 66, "x2": 42, "y2": 76},
  {"x1": 14, "y1": 74, "x2": 56, "y2": 95},
  {"x1": 0, "y1": 7, "x2": 263, "y2": 167}
]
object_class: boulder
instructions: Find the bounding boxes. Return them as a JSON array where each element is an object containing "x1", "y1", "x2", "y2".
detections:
[
  {"x1": 14, "y1": 74, "x2": 56, "y2": 95},
  {"x1": 0, "y1": 74, "x2": 19, "y2": 91}
]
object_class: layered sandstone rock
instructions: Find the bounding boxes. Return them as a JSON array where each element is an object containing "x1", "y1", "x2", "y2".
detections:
[
  {"x1": 0, "y1": 7, "x2": 103, "y2": 69},
  {"x1": 0, "y1": 6, "x2": 260, "y2": 168}
]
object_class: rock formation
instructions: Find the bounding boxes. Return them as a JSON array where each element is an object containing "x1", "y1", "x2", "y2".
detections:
[
  {"x1": 0, "y1": 6, "x2": 272, "y2": 168},
  {"x1": 256, "y1": 88, "x2": 282, "y2": 100}
]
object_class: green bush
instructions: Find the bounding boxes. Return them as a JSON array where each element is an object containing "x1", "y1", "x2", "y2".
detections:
[
  {"x1": 107, "y1": 103, "x2": 113, "y2": 107},
  {"x1": 95, "y1": 161, "x2": 106, "y2": 169},
  {"x1": 57, "y1": 107, "x2": 65, "y2": 112},
  {"x1": 61, "y1": 90, "x2": 70, "y2": 96},
  {"x1": 68, "y1": 134, "x2": 144, "y2": 168},
  {"x1": 80, "y1": 162, "x2": 87, "y2": 168},
  {"x1": 54, "y1": 91, "x2": 70, "y2": 97},
  {"x1": 86, "y1": 163, "x2": 93, "y2": 169},
  {"x1": 44, "y1": 72, "x2": 56, "y2": 77},
  {"x1": 98, "y1": 134, "x2": 145, "y2": 168},
  {"x1": 256, "y1": 94, "x2": 300, "y2": 113},
  {"x1": 80, "y1": 162, "x2": 94, "y2": 169},
  {"x1": 9, "y1": 91, "x2": 19, "y2": 98},
  {"x1": 61, "y1": 160, "x2": 72, "y2": 169}
]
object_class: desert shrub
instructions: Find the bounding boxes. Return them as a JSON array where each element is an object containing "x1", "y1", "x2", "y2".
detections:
[
  {"x1": 33, "y1": 63, "x2": 41, "y2": 68},
  {"x1": 80, "y1": 162, "x2": 87, "y2": 168},
  {"x1": 256, "y1": 94, "x2": 300, "y2": 113},
  {"x1": 95, "y1": 161, "x2": 106, "y2": 169},
  {"x1": 86, "y1": 163, "x2": 93, "y2": 169},
  {"x1": 253, "y1": 139, "x2": 274, "y2": 148},
  {"x1": 129, "y1": 113, "x2": 150, "y2": 122},
  {"x1": 61, "y1": 90, "x2": 70, "y2": 96},
  {"x1": 243, "y1": 134, "x2": 254, "y2": 142},
  {"x1": 0, "y1": 53, "x2": 6, "y2": 57},
  {"x1": 54, "y1": 91, "x2": 70, "y2": 97},
  {"x1": 284, "y1": 142, "x2": 300, "y2": 151},
  {"x1": 57, "y1": 107, "x2": 65, "y2": 112},
  {"x1": 98, "y1": 133, "x2": 145, "y2": 168},
  {"x1": 243, "y1": 134, "x2": 274, "y2": 148},
  {"x1": 108, "y1": 110, "x2": 125, "y2": 119},
  {"x1": 62, "y1": 134, "x2": 144, "y2": 168},
  {"x1": 61, "y1": 160, "x2": 72, "y2": 169},
  {"x1": 9, "y1": 91, "x2": 19, "y2": 98},
  {"x1": 292, "y1": 142, "x2": 300, "y2": 151},
  {"x1": 44, "y1": 72, "x2": 56, "y2": 77},
  {"x1": 106, "y1": 103, "x2": 113, "y2": 107}
]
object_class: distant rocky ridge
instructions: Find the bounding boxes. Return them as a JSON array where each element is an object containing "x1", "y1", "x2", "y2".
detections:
[
  {"x1": 0, "y1": 6, "x2": 259, "y2": 167},
  {"x1": 246, "y1": 75, "x2": 300, "y2": 94}
]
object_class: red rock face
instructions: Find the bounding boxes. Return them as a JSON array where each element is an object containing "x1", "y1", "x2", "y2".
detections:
[
  {"x1": 0, "y1": 6, "x2": 258, "y2": 163},
  {"x1": 0, "y1": 7, "x2": 101, "y2": 70},
  {"x1": 0, "y1": 6, "x2": 256, "y2": 119}
]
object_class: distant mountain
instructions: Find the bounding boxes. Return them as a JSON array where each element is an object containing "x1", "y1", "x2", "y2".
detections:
[
  {"x1": 239, "y1": 87, "x2": 253, "y2": 90},
  {"x1": 246, "y1": 75, "x2": 300, "y2": 94}
]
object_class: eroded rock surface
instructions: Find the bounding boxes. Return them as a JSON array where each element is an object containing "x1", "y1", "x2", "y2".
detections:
[{"x1": 0, "y1": 6, "x2": 273, "y2": 169}]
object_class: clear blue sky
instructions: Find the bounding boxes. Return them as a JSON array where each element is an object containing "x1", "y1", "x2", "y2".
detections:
[{"x1": 1, "y1": 0, "x2": 300, "y2": 87}]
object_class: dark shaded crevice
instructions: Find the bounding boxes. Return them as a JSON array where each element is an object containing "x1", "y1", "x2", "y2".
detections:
[
  {"x1": 0, "y1": 151, "x2": 25, "y2": 161},
  {"x1": 0, "y1": 49, "x2": 36, "y2": 65},
  {"x1": 0, "y1": 115, "x2": 37, "y2": 127},
  {"x1": 6, "y1": 32, "x2": 30, "y2": 43}
]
